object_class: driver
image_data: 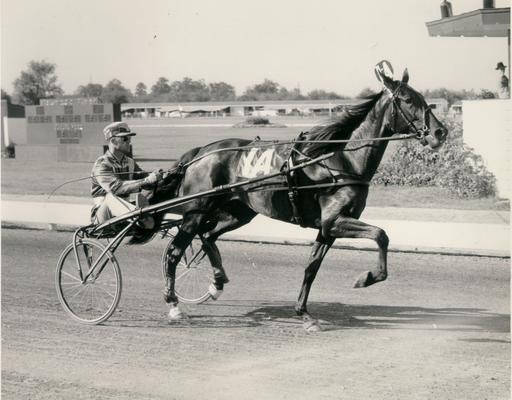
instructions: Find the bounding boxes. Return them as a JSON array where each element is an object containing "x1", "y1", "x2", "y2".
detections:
[{"x1": 91, "y1": 121, "x2": 162, "y2": 226}]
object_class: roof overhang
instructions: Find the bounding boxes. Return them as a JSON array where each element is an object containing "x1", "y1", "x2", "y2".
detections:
[
  {"x1": 426, "y1": 7, "x2": 510, "y2": 37},
  {"x1": 158, "y1": 105, "x2": 230, "y2": 113}
]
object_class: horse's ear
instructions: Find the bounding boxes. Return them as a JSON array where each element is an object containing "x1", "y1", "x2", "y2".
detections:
[
  {"x1": 374, "y1": 60, "x2": 394, "y2": 89},
  {"x1": 401, "y1": 68, "x2": 409, "y2": 84}
]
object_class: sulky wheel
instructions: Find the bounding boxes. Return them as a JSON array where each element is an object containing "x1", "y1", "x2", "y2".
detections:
[
  {"x1": 161, "y1": 234, "x2": 215, "y2": 304},
  {"x1": 55, "y1": 239, "x2": 122, "y2": 325}
]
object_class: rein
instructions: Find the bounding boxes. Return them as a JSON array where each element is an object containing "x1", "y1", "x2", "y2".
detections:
[
  {"x1": 181, "y1": 133, "x2": 417, "y2": 168},
  {"x1": 48, "y1": 128, "x2": 417, "y2": 198}
]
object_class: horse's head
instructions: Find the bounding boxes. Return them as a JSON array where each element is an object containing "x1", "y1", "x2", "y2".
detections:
[{"x1": 375, "y1": 64, "x2": 448, "y2": 150}]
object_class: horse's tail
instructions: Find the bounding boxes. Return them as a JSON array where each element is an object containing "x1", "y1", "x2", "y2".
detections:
[{"x1": 126, "y1": 147, "x2": 202, "y2": 245}]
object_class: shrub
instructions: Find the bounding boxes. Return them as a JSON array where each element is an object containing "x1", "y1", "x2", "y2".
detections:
[
  {"x1": 374, "y1": 116, "x2": 496, "y2": 198},
  {"x1": 245, "y1": 116, "x2": 270, "y2": 125}
]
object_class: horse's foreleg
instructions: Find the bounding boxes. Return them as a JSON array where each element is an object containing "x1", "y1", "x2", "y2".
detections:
[
  {"x1": 324, "y1": 216, "x2": 389, "y2": 288},
  {"x1": 295, "y1": 232, "x2": 334, "y2": 332}
]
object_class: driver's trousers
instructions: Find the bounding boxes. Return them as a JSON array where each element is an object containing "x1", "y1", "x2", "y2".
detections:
[{"x1": 92, "y1": 193, "x2": 154, "y2": 229}]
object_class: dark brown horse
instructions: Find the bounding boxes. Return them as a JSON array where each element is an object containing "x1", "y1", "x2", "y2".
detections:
[{"x1": 150, "y1": 67, "x2": 448, "y2": 331}]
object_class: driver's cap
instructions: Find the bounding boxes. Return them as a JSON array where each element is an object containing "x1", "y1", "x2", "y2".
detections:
[{"x1": 103, "y1": 122, "x2": 136, "y2": 140}]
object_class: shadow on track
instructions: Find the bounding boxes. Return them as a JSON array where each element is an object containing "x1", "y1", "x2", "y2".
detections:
[
  {"x1": 244, "y1": 302, "x2": 511, "y2": 333},
  {"x1": 107, "y1": 301, "x2": 509, "y2": 333}
]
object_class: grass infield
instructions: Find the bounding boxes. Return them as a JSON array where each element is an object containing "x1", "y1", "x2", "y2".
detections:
[
  {"x1": 2, "y1": 156, "x2": 506, "y2": 210},
  {"x1": 2, "y1": 117, "x2": 507, "y2": 210}
]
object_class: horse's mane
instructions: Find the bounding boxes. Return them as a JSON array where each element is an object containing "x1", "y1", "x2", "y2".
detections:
[{"x1": 299, "y1": 91, "x2": 383, "y2": 157}]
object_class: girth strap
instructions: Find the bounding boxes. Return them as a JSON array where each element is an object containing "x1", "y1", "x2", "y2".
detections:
[
  {"x1": 285, "y1": 133, "x2": 305, "y2": 227},
  {"x1": 285, "y1": 157, "x2": 304, "y2": 227},
  {"x1": 283, "y1": 132, "x2": 369, "y2": 227}
]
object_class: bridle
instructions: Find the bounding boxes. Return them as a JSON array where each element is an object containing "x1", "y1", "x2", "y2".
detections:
[{"x1": 388, "y1": 83, "x2": 432, "y2": 146}]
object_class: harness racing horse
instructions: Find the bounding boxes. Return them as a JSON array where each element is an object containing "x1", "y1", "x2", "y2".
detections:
[{"x1": 149, "y1": 66, "x2": 448, "y2": 331}]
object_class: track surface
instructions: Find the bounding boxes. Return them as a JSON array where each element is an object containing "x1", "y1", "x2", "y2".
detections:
[{"x1": 2, "y1": 229, "x2": 510, "y2": 399}]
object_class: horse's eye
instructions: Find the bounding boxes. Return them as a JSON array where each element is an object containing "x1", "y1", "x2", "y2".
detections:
[{"x1": 404, "y1": 98, "x2": 413, "y2": 104}]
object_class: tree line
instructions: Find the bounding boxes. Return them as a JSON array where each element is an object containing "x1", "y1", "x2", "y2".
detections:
[
  {"x1": 1, "y1": 60, "x2": 496, "y2": 106},
  {"x1": 2, "y1": 60, "x2": 351, "y2": 105}
]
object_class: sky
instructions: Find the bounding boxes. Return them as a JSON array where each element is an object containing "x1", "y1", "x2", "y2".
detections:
[{"x1": 1, "y1": 0, "x2": 510, "y2": 97}]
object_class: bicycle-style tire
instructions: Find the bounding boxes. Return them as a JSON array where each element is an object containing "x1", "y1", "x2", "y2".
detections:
[{"x1": 56, "y1": 239, "x2": 122, "y2": 325}]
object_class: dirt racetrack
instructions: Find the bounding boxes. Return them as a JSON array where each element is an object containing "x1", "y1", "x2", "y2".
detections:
[{"x1": 2, "y1": 228, "x2": 510, "y2": 399}]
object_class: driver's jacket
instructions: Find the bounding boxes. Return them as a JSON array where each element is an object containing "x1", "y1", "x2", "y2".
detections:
[{"x1": 91, "y1": 150, "x2": 147, "y2": 204}]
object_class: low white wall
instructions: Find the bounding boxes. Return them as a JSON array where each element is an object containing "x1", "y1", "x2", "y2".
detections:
[
  {"x1": 6, "y1": 118, "x2": 27, "y2": 145},
  {"x1": 2, "y1": 200, "x2": 509, "y2": 254},
  {"x1": 462, "y1": 99, "x2": 511, "y2": 199}
]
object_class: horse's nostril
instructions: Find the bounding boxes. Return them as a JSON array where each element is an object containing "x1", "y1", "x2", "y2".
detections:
[{"x1": 435, "y1": 129, "x2": 446, "y2": 140}]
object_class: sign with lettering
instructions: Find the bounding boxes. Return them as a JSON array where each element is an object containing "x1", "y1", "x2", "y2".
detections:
[{"x1": 25, "y1": 103, "x2": 120, "y2": 146}]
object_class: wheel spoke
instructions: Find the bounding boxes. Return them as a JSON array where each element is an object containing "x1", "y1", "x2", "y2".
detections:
[
  {"x1": 61, "y1": 281, "x2": 83, "y2": 288},
  {"x1": 194, "y1": 249, "x2": 208, "y2": 264},
  {"x1": 186, "y1": 249, "x2": 203, "y2": 267},
  {"x1": 67, "y1": 284, "x2": 88, "y2": 301},
  {"x1": 61, "y1": 270, "x2": 82, "y2": 283},
  {"x1": 97, "y1": 293, "x2": 112, "y2": 311},
  {"x1": 176, "y1": 268, "x2": 192, "y2": 281},
  {"x1": 94, "y1": 283, "x2": 117, "y2": 299}
]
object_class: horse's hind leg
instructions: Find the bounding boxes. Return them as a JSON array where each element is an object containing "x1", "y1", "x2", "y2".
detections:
[
  {"x1": 164, "y1": 212, "x2": 210, "y2": 319},
  {"x1": 198, "y1": 239, "x2": 227, "y2": 300},
  {"x1": 202, "y1": 202, "x2": 257, "y2": 298},
  {"x1": 295, "y1": 231, "x2": 334, "y2": 332},
  {"x1": 163, "y1": 229, "x2": 195, "y2": 308},
  {"x1": 324, "y1": 216, "x2": 389, "y2": 288}
]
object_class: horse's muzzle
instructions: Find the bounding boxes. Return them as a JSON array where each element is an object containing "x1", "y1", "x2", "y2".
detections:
[{"x1": 421, "y1": 128, "x2": 447, "y2": 149}]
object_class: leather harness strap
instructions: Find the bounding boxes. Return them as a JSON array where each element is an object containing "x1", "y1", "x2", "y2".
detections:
[
  {"x1": 283, "y1": 132, "x2": 369, "y2": 227},
  {"x1": 286, "y1": 158, "x2": 303, "y2": 226},
  {"x1": 285, "y1": 133, "x2": 305, "y2": 226}
]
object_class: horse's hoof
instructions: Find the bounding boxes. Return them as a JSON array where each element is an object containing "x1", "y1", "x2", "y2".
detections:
[
  {"x1": 353, "y1": 271, "x2": 374, "y2": 288},
  {"x1": 168, "y1": 306, "x2": 188, "y2": 322},
  {"x1": 215, "y1": 275, "x2": 229, "y2": 284},
  {"x1": 303, "y1": 319, "x2": 322, "y2": 333},
  {"x1": 208, "y1": 283, "x2": 223, "y2": 300}
]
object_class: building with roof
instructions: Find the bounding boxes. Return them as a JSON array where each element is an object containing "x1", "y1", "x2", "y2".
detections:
[
  {"x1": 426, "y1": 3, "x2": 510, "y2": 38},
  {"x1": 121, "y1": 98, "x2": 449, "y2": 119},
  {"x1": 426, "y1": 0, "x2": 510, "y2": 198},
  {"x1": 426, "y1": 1, "x2": 510, "y2": 70},
  {"x1": 425, "y1": 98, "x2": 449, "y2": 113},
  {"x1": 121, "y1": 99, "x2": 355, "y2": 119},
  {"x1": 449, "y1": 100, "x2": 463, "y2": 117}
]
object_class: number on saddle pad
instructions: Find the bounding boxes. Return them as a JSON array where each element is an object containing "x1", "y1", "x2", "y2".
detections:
[{"x1": 236, "y1": 148, "x2": 285, "y2": 179}]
